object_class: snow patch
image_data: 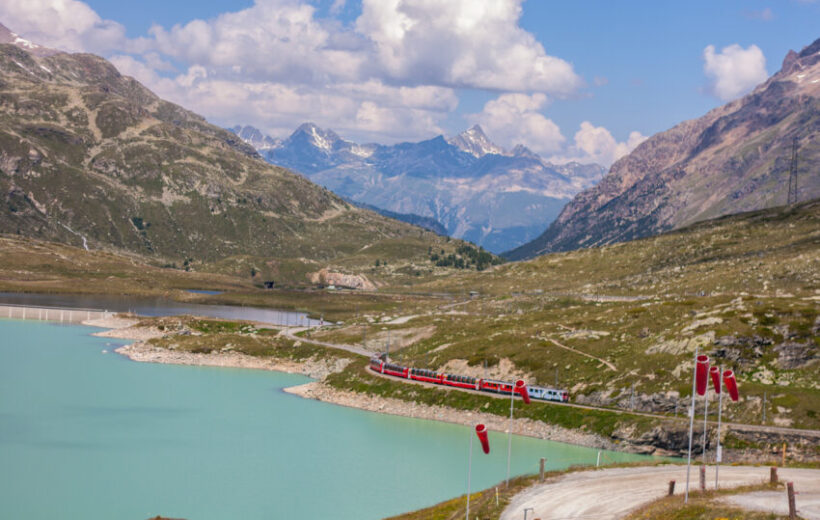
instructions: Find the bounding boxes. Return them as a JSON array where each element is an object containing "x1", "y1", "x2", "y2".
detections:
[
  {"x1": 12, "y1": 60, "x2": 34, "y2": 75},
  {"x1": 13, "y1": 36, "x2": 39, "y2": 49},
  {"x1": 309, "y1": 126, "x2": 331, "y2": 151},
  {"x1": 350, "y1": 145, "x2": 373, "y2": 158}
]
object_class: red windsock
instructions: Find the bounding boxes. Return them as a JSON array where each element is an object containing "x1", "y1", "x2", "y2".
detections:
[
  {"x1": 722, "y1": 370, "x2": 739, "y2": 402},
  {"x1": 475, "y1": 424, "x2": 490, "y2": 454},
  {"x1": 515, "y1": 379, "x2": 530, "y2": 404},
  {"x1": 709, "y1": 365, "x2": 721, "y2": 394},
  {"x1": 695, "y1": 355, "x2": 709, "y2": 396}
]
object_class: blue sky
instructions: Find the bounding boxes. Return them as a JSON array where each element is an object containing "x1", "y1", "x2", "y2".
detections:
[{"x1": 2, "y1": 0, "x2": 818, "y2": 166}]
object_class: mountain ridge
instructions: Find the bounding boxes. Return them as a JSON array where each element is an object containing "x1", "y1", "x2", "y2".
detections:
[
  {"x1": 229, "y1": 123, "x2": 604, "y2": 253},
  {"x1": 506, "y1": 36, "x2": 820, "y2": 260}
]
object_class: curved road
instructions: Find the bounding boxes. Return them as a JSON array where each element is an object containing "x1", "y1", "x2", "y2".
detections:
[{"x1": 501, "y1": 465, "x2": 820, "y2": 520}]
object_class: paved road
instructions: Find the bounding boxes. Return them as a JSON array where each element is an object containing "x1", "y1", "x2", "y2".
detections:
[{"x1": 500, "y1": 465, "x2": 820, "y2": 520}]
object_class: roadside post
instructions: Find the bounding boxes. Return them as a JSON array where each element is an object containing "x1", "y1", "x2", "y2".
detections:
[{"x1": 787, "y1": 481, "x2": 796, "y2": 520}]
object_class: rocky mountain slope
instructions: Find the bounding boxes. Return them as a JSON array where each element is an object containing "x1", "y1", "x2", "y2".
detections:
[
  {"x1": 231, "y1": 123, "x2": 604, "y2": 253},
  {"x1": 507, "y1": 38, "x2": 820, "y2": 260},
  {"x1": 0, "y1": 25, "x2": 453, "y2": 281}
]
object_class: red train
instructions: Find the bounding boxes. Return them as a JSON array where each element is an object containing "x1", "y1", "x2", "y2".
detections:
[{"x1": 369, "y1": 358, "x2": 569, "y2": 403}]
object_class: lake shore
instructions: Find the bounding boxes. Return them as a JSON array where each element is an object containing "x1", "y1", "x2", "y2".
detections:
[
  {"x1": 114, "y1": 340, "x2": 352, "y2": 380},
  {"x1": 114, "y1": 336, "x2": 618, "y2": 452},
  {"x1": 284, "y1": 380, "x2": 618, "y2": 450}
]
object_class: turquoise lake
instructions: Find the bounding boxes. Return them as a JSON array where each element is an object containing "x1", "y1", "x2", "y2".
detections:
[{"x1": 0, "y1": 319, "x2": 657, "y2": 519}]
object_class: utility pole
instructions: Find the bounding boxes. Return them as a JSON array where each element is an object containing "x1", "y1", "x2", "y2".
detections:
[
  {"x1": 787, "y1": 137, "x2": 799, "y2": 205},
  {"x1": 630, "y1": 383, "x2": 635, "y2": 411}
]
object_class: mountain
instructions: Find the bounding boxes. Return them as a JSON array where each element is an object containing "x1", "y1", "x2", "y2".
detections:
[
  {"x1": 230, "y1": 124, "x2": 604, "y2": 253},
  {"x1": 227, "y1": 125, "x2": 280, "y2": 152},
  {"x1": 0, "y1": 25, "x2": 453, "y2": 281},
  {"x1": 446, "y1": 124, "x2": 506, "y2": 157},
  {"x1": 0, "y1": 23, "x2": 59, "y2": 57},
  {"x1": 507, "y1": 37, "x2": 820, "y2": 260}
]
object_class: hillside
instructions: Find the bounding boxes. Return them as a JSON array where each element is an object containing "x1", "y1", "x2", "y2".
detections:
[
  {"x1": 231, "y1": 123, "x2": 604, "y2": 253},
  {"x1": 0, "y1": 28, "x2": 458, "y2": 285},
  {"x1": 313, "y1": 200, "x2": 819, "y2": 437},
  {"x1": 507, "y1": 37, "x2": 820, "y2": 260}
]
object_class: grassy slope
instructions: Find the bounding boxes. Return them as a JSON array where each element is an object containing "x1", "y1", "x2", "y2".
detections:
[
  {"x1": 313, "y1": 201, "x2": 819, "y2": 431},
  {"x1": 0, "y1": 43, "x2": 473, "y2": 284}
]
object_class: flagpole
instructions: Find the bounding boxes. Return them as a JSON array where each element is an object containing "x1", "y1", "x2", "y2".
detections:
[
  {"x1": 715, "y1": 366, "x2": 723, "y2": 489},
  {"x1": 702, "y1": 377, "x2": 709, "y2": 465},
  {"x1": 466, "y1": 430, "x2": 473, "y2": 520},
  {"x1": 685, "y1": 347, "x2": 698, "y2": 503},
  {"x1": 506, "y1": 384, "x2": 514, "y2": 487}
]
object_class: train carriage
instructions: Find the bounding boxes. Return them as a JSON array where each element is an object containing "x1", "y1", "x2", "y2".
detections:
[
  {"x1": 382, "y1": 362, "x2": 409, "y2": 378},
  {"x1": 443, "y1": 373, "x2": 480, "y2": 390},
  {"x1": 479, "y1": 378, "x2": 514, "y2": 395},
  {"x1": 409, "y1": 367, "x2": 444, "y2": 384},
  {"x1": 527, "y1": 385, "x2": 569, "y2": 403}
]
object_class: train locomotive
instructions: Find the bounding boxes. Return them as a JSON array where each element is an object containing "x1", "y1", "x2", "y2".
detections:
[{"x1": 369, "y1": 358, "x2": 568, "y2": 403}]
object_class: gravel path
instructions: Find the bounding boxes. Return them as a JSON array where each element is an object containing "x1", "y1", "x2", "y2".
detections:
[
  {"x1": 279, "y1": 327, "x2": 375, "y2": 357},
  {"x1": 500, "y1": 465, "x2": 820, "y2": 520}
]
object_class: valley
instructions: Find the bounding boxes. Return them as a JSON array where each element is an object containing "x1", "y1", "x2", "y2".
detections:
[{"x1": 1, "y1": 15, "x2": 818, "y2": 520}]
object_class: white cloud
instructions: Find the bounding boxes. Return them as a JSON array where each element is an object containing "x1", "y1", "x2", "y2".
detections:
[
  {"x1": 469, "y1": 93, "x2": 565, "y2": 154},
  {"x1": 147, "y1": 1, "x2": 366, "y2": 85},
  {"x1": 567, "y1": 122, "x2": 647, "y2": 167},
  {"x1": 110, "y1": 54, "x2": 452, "y2": 142},
  {"x1": 5, "y1": 0, "x2": 587, "y2": 145},
  {"x1": 0, "y1": 0, "x2": 134, "y2": 53},
  {"x1": 356, "y1": 0, "x2": 582, "y2": 94},
  {"x1": 703, "y1": 43, "x2": 768, "y2": 101}
]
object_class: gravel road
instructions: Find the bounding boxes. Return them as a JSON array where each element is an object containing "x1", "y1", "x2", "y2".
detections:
[{"x1": 500, "y1": 465, "x2": 820, "y2": 520}]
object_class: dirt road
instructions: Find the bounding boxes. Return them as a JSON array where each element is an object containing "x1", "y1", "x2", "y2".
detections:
[{"x1": 500, "y1": 465, "x2": 820, "y2": 520}]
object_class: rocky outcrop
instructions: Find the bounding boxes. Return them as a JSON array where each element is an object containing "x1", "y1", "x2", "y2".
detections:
[
  {"x1": 308, "y1": 268, "x2": 376, "y2": 290},
  {"x1": 117, "y1": 341, "x2": 352, "y2": 380}
]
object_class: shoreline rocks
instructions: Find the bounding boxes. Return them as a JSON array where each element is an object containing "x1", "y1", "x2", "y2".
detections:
[{"x1": 115, "y1": 341, "x2": 351, "y2": 380}]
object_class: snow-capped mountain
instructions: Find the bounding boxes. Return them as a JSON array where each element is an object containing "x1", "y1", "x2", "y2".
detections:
[
  {"x1": 0, "y1": 23, "x2": 59, "y2": 57},
  {"x1": 228, "y1": 125, "x2": 280, "y2": 152},
  {"x1": 230, "y1": 124, "x2": 604, "y2": 253},
  {"x1": 446, "y1": 125, "x2": 506, "y2": 158}
]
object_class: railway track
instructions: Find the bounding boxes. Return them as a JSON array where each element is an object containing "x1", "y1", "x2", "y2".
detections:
[{"x1": 282, "y1": 327, "x2": 819, "y2": 439}]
